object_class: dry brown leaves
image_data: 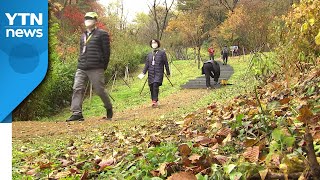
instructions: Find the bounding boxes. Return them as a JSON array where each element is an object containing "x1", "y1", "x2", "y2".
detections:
[
  {"x1": 178, "y1": 144, "x2": 192, "y2": 157},
  {"x1": 243, "y1": 146, "x2": 260, "y2": 162},
  {"x1": 167, "y1": 172, "x2": 197, "y2": 180}
]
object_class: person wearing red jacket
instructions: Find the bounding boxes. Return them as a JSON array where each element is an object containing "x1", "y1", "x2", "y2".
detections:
[{"x1": 208, "y1": 46, "x2": 215, "y2": 60}]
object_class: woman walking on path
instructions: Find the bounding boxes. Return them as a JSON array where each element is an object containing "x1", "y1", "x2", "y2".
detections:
[{"x1": 139, "y1": 39, "x2": 170, "y2": 108}]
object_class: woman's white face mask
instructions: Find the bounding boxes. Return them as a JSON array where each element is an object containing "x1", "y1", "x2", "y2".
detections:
[
  {"x1": 151, "y1": 43, "x2": 158, "y2": 49},
  {"x1": 84, "y1": 20, "x2": 95, "y2": 27}
]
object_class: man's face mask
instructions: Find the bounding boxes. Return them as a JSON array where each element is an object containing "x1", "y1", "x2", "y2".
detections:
[
  {"x1": 84, "y1": 19, "x2": 95, "y2": 27},
  {"x1": 151, "y1": 43, "x2": 158, "y2": 49}
]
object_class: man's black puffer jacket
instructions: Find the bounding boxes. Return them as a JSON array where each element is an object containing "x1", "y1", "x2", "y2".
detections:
[{"x1": 77, "y1": 28, "x2": 110, "y2": 70}]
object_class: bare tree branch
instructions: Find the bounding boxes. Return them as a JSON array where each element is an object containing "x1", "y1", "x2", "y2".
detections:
[
  {"x1": 148, "y1": 0, "x2": 161, "y2": 39},
  {"x1": 159, "y1": 0, "x2": 175, "y2": 40},
  {"x1": 217, "y1": 0, "x2": 239, "y2": 12},
  {"x1": 149, "y1": 0, "x2": 175, "y2": 40}
]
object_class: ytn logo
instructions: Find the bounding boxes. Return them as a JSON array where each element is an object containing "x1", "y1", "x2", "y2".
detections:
[{"x1": 5, "y1": 13, "x2": 43, "y2": 38}]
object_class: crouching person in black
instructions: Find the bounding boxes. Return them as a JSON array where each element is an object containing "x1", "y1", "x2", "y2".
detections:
[{"x1": 201, "y1": 60, "x2": 220, "y2": 89}]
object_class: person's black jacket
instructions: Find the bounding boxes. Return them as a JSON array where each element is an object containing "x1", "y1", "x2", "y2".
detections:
[
  {"x1": 77, "y1": 28, "x2": 110, "y2": 70},
  {"x1": 143, "y1": 50, "x2": 170, "y2": 85},
  {"x1": 201, "y1": 60, "x2": 220, "y2": 75}
]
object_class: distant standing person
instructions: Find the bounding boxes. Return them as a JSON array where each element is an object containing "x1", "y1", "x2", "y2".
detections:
[
  {"x1": 208, "y1": 46, "x2": 215, "y2": 60},
  {"x1": 67, "y1": 12, "x2": 113, "y2": 122},
  {"x1": 221, "y1": 45, "x2": 229, "y2": 65},
  {"x1": 139, "y1": 39, "x2": 170, "y2": 108},
  {"x1": 201, "y1": 59, "x2": 220, "y2": 89},
  {"x1": 234, "y1": 46, "x2": 239, "y2": 56}
]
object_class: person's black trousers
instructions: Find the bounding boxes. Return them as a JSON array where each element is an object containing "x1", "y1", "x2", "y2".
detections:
[
  {"x1": 212, "y1": 61, "x2": 220, "y2": 82},
  {"x1": 203, "y1": 63, "x2": 215, "y2": 88},
  {"x1": 149, "y1": 82, "x2": 160, "y2": 101},
  {"x1": 222, "y1": 53, "x2": 228, "y2": 64}
]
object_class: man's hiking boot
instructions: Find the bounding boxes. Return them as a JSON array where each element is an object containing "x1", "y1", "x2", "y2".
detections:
[
  {"x1": 66, "y1": 114, "x2": 84, "y2": 122},
  {"x1": 106, "y1": 108, "x2": 113, "y2": 120}
]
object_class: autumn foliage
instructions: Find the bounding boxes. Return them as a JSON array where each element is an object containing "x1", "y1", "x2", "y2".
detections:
[
  {"x1": 61, "y1": 5, "x2": 84, "y2": 31},
  {"x1": 274, "y1": 0, "x2": 320, "y2": 72}
]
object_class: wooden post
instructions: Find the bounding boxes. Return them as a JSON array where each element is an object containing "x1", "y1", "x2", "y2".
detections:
[
  {"x1": 89, "y1": 83, "x2": 93, "y2": 104},
  {"x1": 111, "y1": 71, "x2": 117, "y2": 92},
  {"x1": 125, "y1": 65, "x2": 129, "y2": 82},
  {"x1": 242, "y1": 47, "x2": 246, "y2": 61}
]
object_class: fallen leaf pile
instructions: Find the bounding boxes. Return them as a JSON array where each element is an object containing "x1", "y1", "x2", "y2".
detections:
[{"x1": 14, "y1": 67, "x2": 320, "y2": 179}]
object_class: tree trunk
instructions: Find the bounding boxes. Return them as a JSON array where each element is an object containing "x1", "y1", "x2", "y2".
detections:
[
  {"x1": 159, "y1": 0, "x2": 174, "y2": 40},
  {"x1": 185, "y1": 48, "x2": 188, "y2": 60},
  {"x1": 194, "y1": 47, "x2": 197, "y2": 63},
  {"x1": 149, "y1": 0, "x2": 160, "y2": 39},
  {"x1": 197, "y1": 46, "x2": 201, "y2": 69}
]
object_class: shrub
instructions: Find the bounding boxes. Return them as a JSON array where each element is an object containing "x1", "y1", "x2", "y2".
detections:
[
  {"x1": 13, "y1": 55, "x2": 77, "y2": 121},
  {"x1": 273, "y1": 0, "x2": 320, "y2": 72},
  {"x1": 13, "y1": 19, "x2": 77, "y2": 120}
]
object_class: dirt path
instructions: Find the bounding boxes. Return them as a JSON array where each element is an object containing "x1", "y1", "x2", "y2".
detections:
[{"x1": 12, "y1": 89, "x2": 209, "y2": 139}]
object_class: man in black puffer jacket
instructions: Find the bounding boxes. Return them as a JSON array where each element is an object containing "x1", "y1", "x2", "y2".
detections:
[{"x1": 67, "y1": 12, "x2": 113, "y2": 122}]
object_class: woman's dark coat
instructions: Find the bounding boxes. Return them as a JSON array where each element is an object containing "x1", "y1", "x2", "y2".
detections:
[{"x1": 143, "y1": 50, "x2": 170, "y2": 86}]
